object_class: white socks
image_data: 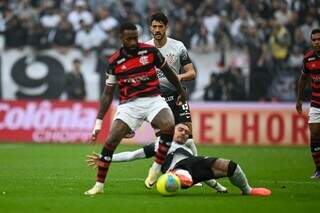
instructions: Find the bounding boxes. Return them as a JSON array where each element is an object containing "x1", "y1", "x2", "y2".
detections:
[
  {"x1": 151, "y1": 162, "x2": 161, "y2": 171},
  {"x1": 228, "y1": 165, "x2": 252, "y2": 195},
  {"x1": 95, "y1": 182, "x2": 104, "y2": 188}
]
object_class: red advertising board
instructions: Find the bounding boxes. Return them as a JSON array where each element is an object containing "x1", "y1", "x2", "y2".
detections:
[
  {"x1": 190, "y1": 103, "x2": 309, "y2": 146},
  {"x1": 0, "y1": 100, "x2": 112, "y2": 143},
  {"x1": 0, "y1": 101, "x2": 310, "y2": 146}
]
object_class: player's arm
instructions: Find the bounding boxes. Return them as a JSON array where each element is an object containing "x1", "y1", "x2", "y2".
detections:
[
  {"x1": 86, "y1": 149, "x2": 145, "y2": 167},
  {"x1": 91, "y1": 74, "x2": 116, "y2": 142},
  {"x1": 87, "y1": 144, "x2": 155, "y2": 167},
  {"x1": 112, "y1": 149, "x2": 146, "y2": 162},
  {"x1": 112, "y1": 141, "x2": 156, "y2": 162},
  {"x1": 178, "y1": 45, "x2": 196, "y2": 81},
  {"x1": 296, "y1": 63, "x2": 309, "y2": 114},
  {"x1": 179, "y1": 63, "x2": 196, "y2": 81}
]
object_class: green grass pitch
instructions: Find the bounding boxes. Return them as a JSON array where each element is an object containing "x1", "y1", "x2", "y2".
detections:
[{"x1": 0, "y1": 143, "x2": 319, "y2": 213}]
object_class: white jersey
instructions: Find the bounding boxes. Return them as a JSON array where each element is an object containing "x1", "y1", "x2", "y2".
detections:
[
  {"x1": 146, "y1": 38, "x2": 192, "y2": 94},
  {"x1": 154, "y1": 139, "x2": 195, "y2": 171}
]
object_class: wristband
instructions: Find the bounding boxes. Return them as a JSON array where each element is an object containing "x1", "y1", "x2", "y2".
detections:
[{"x1": 93, "y1": 119, "x2": 103, "y2": 131}]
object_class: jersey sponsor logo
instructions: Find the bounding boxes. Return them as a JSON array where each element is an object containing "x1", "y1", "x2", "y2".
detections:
[
  {"x1": 139, "y1": 56, "x2": 149, "y2": 65},
  {"x1": 117, "y1": 58, "x2": 126, "y2": 64},
  {"x1": 123, "y1": 74, "x2": 150, "y2": 83},
  {"x1": 137, "y1": 50, "x2": 147, "y2": 55}
]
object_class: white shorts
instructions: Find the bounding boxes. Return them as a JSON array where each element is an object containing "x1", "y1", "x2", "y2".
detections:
[
  {"x1": 113, "y1": 95, "x2": 171, "y2": 131},
  {"x1": 308, "y1": 107, "x2": 320, "y2": 123}
]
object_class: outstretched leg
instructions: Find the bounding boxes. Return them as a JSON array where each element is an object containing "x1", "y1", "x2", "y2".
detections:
[{"x1": 211, "y1": 159, "x2": 271, "y2": 196}]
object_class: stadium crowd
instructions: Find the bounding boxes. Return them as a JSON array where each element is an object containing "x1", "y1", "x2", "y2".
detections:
[{"x1": 0, "y1": 0, "x2": 318, "y2": 101}]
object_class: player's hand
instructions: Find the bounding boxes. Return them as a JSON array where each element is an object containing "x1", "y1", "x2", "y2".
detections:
[
  {"x1": 176, "y1": 90, "x2": 187, "y2": 106},
  {"x1": 90, "y1": 119, "x2": 103, "y2": 143},
  {"x1": 86, "y1": 152, "x2": 100, "y2": 168},
  {"x1": 90, "y1": 129, "x2": 100, "y2": 143},
  {"x1": 296, "y1": 100, "x2": 303, "y2": 114}
]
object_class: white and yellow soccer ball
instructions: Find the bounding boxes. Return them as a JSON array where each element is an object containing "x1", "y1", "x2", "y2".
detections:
[{"x1": 156, "y1": 173, "x2": 181, "y2": 196}]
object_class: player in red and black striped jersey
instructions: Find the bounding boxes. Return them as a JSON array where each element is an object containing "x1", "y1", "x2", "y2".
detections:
[
  {"x1": 296, "y1": 28, "x2": 320, "y2": 179},
  {"x1": 107, "y1": 42, "x2": 166, "y2": 103},
  {"x1": 84, "y1": 22, "x2": 187, "y2": 195}
]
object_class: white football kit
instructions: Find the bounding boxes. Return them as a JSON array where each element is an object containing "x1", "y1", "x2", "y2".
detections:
[{"x1": 146, "y1": 38, "x2": 191, "y2": 94}]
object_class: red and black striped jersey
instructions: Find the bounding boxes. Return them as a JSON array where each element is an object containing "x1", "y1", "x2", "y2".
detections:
[
  {"x1": 302, "y1": 49, "x2": 320, "y2": 108},
  {"x1": 107, "y1": 43, "x2": 166, "y2": 104}
]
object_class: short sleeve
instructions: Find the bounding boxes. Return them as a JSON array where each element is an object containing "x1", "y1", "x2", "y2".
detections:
[
  {"x1": 153, "y1": 48, "x2": 166, "y2": 68},
  {"x1": 179, "y1": 45, "x2": 192, "y2": 67}
]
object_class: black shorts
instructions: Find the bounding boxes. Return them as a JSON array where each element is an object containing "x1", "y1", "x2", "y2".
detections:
[
  {"x1": 163, "y1": 92, "x2": 192, "y2": 124},
  {"x1": 173, "y1": 156, "x2": 217, "y2": 186}
]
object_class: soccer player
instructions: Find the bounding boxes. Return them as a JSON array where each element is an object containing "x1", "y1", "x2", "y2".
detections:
[
  {"x1": 144, "y1": 12, "x2": 197, "y2": 188},
  {"x1": 87, "y1": 123, "x2": 271, "y2": 196},
  {"x1": 98, "y1": 122, "x2": 227, "y2": 193},
  {"x1": 296, "y1": 28, "x2": 320, "y2": 179},
  {"x1": 84, "y1": 22, "x2": 187, "y2": 195},
  {"x1": 146, "y1": 12, "x2": 196, "y2": 129}
]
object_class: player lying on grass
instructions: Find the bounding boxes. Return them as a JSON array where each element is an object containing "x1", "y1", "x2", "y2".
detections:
[
  {"x1": 103, "y1": 122, "x2": 226, "y2": 193},
  {"x1": 86, "y1": 123, "x2": 271, "y2": 196}
]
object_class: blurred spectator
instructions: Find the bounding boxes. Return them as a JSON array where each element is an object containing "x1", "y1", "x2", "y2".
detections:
[
  {"x1": 244, "y1": 25, "x2": 270, "y2": 101},
  {"x1": 87, "y1": 0, "x2": 111, "y2": 13},
  {"x1": 75, "y1": 21, "x2": 106, "y2": 55},
  {"x1": 65, "y1": 58, "x2": 86, "y2": 100},
  {"x1": 190, "y1": 22, "x2": 215, "y2": 54},
  {"x1": 269, "y1": 18, "x2": 291, "y2": 73},
  {"x1": 214, "y1": 10, "x2": 231, "y2": 50},
  {"x1": 95, "y1": 6, "x2": 118, "y2": 33},
  {"x1": 203, "y1": 73, "x2": 223, "y2": 101},
  {"x1": 27, "y1": 22, "x2": 48, "y2": 51},
  {"x1": 39, "y1": 1, "x2": 61, "y2": 29},
  {"x1": 201, "y1": 5, "x2": 220, "y2": 37},
  {"x1": 111, "y1": 0, "x2": 138, "y2": 23},
  {"x1": 292, "y1": 28, "x2": 308, "y2": 52},
  {"x1": 300, "y1": 14, "x2": 319, "y2": 43},
  {"x1": 15, "y1": 0, "x2": 38, "y2": 22},
  {"x1": 170, "y1": 19, "x2": 191, "y2": 49},
  {"x1": 67, "y1": 0, "x2": 93, "y2": 31},
  {"x1": 224, "y1": 66, "x2": 246, "y2": 101},
  {"x1": 52, "y1": 18, "x2": 75, "y2": 52},
  {"x1": 230, "y1": 6, "x2": 255, "y2": 46},
  {"x1": 274, "y1": 0, "x2": 292, "y2": 25},
  {"x1": 3, "y1": 7, "x2": 28, "y2": 48}
]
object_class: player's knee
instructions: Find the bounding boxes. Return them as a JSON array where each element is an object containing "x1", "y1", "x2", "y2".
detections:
[{"x1": 213, "y1": 158, "x2": 229, "y2": 168}]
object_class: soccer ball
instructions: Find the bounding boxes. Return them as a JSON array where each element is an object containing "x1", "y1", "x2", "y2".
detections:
[{"x1": 156, "y1": 173, "x2": 181, "y2": 196}]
